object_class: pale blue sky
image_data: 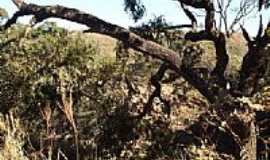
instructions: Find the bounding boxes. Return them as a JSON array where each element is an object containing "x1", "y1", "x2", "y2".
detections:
[{"x1": 1, "y1": 0, "x2": 269, "y2": 35}]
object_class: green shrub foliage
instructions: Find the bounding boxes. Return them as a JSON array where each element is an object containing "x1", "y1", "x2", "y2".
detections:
[{"x1": 0, "y1": 21, "x2": 237, "y2": 159}]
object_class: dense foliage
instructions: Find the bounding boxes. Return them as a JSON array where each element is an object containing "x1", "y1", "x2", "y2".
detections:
[
  {"x1": 0, "y1": 22, "x2": 223, "y2": 159},
  {"x1": 0, "y1": 23, "x2": 116, "y2": 159}
]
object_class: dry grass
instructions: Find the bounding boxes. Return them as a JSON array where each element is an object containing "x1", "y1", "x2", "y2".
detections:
[
  {"x1": 0, "y1": 114, "x2": 28, "y2": 160},
  {"x1": 85, "y1": 33, "x2": 117, "y2": 58}
]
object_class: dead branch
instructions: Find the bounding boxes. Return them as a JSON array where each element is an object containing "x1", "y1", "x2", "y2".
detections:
[
  {"x1": 3, "y1": 2, "x2": 218, "y2": 103},
  {"x1": 4, "y1": 4, "x2": 182, "y2": 68}
]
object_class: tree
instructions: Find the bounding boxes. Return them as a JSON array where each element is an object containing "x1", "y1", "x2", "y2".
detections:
[{"x1": 2, "y1": 0, "x2": 270, "y2": 159}]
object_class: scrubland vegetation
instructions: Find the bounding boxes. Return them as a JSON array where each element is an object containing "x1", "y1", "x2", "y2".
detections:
[
  {"x1": 1, "y1": 0, "x2": 270, "y2": 159},
  {"x1": 0, "y1": 21, "x2": 267, "y2": 160}
]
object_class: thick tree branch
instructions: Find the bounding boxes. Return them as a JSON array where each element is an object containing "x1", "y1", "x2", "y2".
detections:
[
  {"x1": 256, "y1": 16, "x2": 264, "y2": 40},
  {"x1": 185, "y1": 31, "x2": 229, "y2": 87},
  {"x1": 5, "y1": 3, "x2": 182, "y2": 68},
  {"x1": 178, "y1": 0, "x2": 215, "y2": 32},
  {"x1": 162, "y1": 24, "x2": 193, "y2": 30},
  {"x1": 240, "y1": 25, "x2": 252, "y2": 44},
  {"x1": 179, "y1": 67, "x2": 216, "y2": 103},
  {"x1": 4, "y1": 2, "x2": 217, "y2": 103},
  {"x1": 211, "y1": 32, "x2": 228, "y2": 83},
  {"x1": 205, "y1": 1, "x2": 215, "y2": 32},
  {"x1": 185, "y1": 30, "x2": 213, "y2": 41}
]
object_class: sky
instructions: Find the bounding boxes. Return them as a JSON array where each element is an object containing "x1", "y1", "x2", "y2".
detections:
[{"x1": 1, "y1": 0, "x2": 270, "y2": 35}]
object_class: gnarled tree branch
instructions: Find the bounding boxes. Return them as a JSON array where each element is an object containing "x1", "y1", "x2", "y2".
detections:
[
  {"x1": 185, "y1": 30, "x2": 228, "y2": 88},
  {"x1": 3, "y1": 2, "x2": 217, "y2": 103},
  {"x1": 239, "y1": 24, "x2": 270, "y2": 96},
  {"x1": 5, "y1": 3, "x2": 182, "y2": 68}
]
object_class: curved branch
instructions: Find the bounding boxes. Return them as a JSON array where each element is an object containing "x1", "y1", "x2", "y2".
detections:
[
  {"x1": 240, "y1": 25, "x2": 252, "y2": 44},
  {"x1": 180, "y1": 2, "x2": 197, "y2": 29},
  {"x1": 4, "y1": 3, "x2": 182, "y2": 68},
  {"x1": 185, "y1": 31, "x2": 229, "y2": 87},
  {"x1": 178, "y1": 0, "x2": 215, "y2": 32},
  {"x1": 256, "y1": 16, "x2": 264, "y2": 40},
  {"x1": 4, "y1": 2, "x2": 217, "y2": 103}
]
